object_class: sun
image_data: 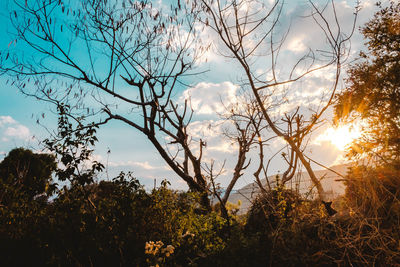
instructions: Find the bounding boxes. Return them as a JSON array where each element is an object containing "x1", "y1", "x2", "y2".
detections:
[{"x1": 316, "y1": 124, "x2": 363, "y2": 151}]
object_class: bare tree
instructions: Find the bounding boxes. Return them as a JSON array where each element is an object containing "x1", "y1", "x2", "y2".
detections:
[
  {"x1": 0, "y1": 0, "x2": 257, "y2": 214},
  {"x1": 205, "y1": 90, "x2": 267, "y2": 216},
  {"x1": 197, "y1": 0, "x2": 359, "y2": 205},
  {"x1": 1, "y1": 0, "x2": 359, "y2": 216}
]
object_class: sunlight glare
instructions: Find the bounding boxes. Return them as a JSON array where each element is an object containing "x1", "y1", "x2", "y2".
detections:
[{"x1": 316, "y1": 124, "x2": 362, "y2": 151}]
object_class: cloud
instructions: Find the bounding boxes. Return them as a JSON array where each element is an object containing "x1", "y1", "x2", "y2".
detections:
[
  {"x1": 0, "y1": 115, "x2": 32, "y2": 141},
  {"x1": 0, "y1": 116, "x2": 17, "y2": 127},
  {"x1": 180, "y1": 82, "x2": 239, "y2": 115},
  {"x1": 187, "y1": 119, "x2": 223, "y2": 139},
  {"x1": 4, "y1": 125, "x2": 31, "y2": 140},
  {"x1": 104, "y1": 158, "x2": 186, "y2": 189},
  {"x1": 287, "y1": 35, "x2": 307, "y2": 53},
  {"x1": 187, "y1": 119, "x2": 239, "y2": 155},
  {"x1": 207, "y1": 139, "x2": 238, "y2": 153},
  {"x1": 108, "y1": 160, "x2": 157, "y2": 170}
]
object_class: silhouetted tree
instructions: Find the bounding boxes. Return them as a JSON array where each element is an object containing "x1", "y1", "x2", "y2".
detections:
[
  {"x1": 0, "y1": 147, "x2": 56, "y2": 204},
  {"x1": 335, "y1": 1, "x2": 400, "y2": 222},
  {"x1": 199, "y1": 0, "x2": 358, "y2": 205},
  {"x1": 1, "y1": 0, "x2": 359, "y2": 216},
  {"x1": 0, "y1": 0, "x2": 254, "y2": 214},
  {"x1": 335, "y1": 1, "x2": 400, "y2": 165}
]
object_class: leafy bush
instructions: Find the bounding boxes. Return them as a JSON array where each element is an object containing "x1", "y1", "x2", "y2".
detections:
[
  {"x1": 0, "y1": 148, "x2": 56, "y2": 204},
  {"x1": 0, "y1": 167, "x2": 235, "y2": 266}
]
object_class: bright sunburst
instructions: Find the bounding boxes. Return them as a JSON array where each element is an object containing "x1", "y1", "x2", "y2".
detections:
[{"x1": 316, "y1": 124, "x2": 363, "y2": 151}]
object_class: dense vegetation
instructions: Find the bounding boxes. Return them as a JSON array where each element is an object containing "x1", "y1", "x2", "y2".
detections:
[
  {"x1": 1, "y1": 1, "x2": 399, "y2": 266},
  {"x1": 1, "y1": 146, "x2": 400, "y2": 266}
]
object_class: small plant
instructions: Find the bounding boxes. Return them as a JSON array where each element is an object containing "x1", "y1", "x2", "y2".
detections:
[{"x1": 145, "y1": 241, "x2": 175, "y2": 267}]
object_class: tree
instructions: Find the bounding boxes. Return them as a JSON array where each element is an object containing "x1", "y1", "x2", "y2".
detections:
[
  {"x1": 334, "y1": 1, "x2": 400, "y2": 221},
  {"x1": 1, "y1": 0, "x2": 358, "y2": 214},
  {"x1": 335, "y1": 1, "x2": 400, "y2": 166},
  {"x1": 198, "y1": 0, "x2": 358, "y2": 204},
  {"x1": 0, "y1": 147, "x2": 56, "y2": 204},
  {"x1": 1, "y1": 0, "x2": 220, "y2": 211},
  {"x1": 0, "y1": 0, "x2": 274, "y2": 216},
  {"x1": 44, "y1": 103, "x2": 105, "y2": 187}
]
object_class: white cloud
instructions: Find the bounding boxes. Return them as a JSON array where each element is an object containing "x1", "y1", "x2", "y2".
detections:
[
  {"x1": 207, "y1": 139, "x2": 238, "y2": 153},
  {"x1": 287, "y1": 35, "x2": 307, "y2": 53},
  {"x1": 0, "y1": 115, "x2": 32, "y2": 141},
  {"x1": 4, "y1": 125, "x2": 31, "y2": 140},
  {"x1": 109, "y1": 160, "x2": 157, "y2": 170},
  {"x1": 89, "y1": 153, "x2": 104, "y2": 163},
  {"x1": 187, "y1": 119, "x2": 239, "y2": 155},
  {"x1": 187, "y1": 120, "x2": 223, "y2": 139},
  {"x1": 181, "y1": 82, "x2": 239, "y2": 115},
  {"x1": 0, "y1": 116, "x2": 17, "y2": 127}
]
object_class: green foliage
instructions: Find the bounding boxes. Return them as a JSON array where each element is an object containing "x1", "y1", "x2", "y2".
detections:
[
  {"x1": 243, "y1": 186, "x2": 400, "y2": 266},
  {"x1": 0, "y1": 176, "x2": 233, "y2": 266},
  {"x1": 334, "y1": 0, "x2": 400, "y2": 229},
  {"x1": 44, "y1": 103, "x2": 104, "y2": 186},
  {"x1": 331, "y1": 5, "x2": 400, "y2": 264},
  {"x1": 243, "y1": 185, "x2": 328, "y2": 266},
  {"x1": 0, "y1": 147, "x2": 56, "y2": 204},
  {"x1": 335, "y1": 1, "x2": 400, "y2": 164},
  {"x1": 246, "y1": 184, "x2": 301, "y2": 233},
  {"x1": 0, "y1": 103, "x2": 237, "y2": 266},
  {"x1": 2, "y1": 145, "x2": 400, "y2": 266}
]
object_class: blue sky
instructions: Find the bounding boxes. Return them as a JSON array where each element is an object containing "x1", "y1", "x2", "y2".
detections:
[{"x1": 0, "y1": 0, "x2": 380, "y2": 190}]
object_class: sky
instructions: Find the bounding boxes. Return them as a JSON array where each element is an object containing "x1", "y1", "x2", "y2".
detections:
[{"x1": 0, "y1": 0, "x2": 381, "y2": 190}]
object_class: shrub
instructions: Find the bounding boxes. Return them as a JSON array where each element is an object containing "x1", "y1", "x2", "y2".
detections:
[{"x1": 345, "y1": 164, "x2": 400, "y2": 224}]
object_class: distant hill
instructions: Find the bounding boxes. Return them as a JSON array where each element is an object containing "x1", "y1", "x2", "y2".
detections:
[{"x1": 224, "y1": 163, "x2": 351, "y2": 214}]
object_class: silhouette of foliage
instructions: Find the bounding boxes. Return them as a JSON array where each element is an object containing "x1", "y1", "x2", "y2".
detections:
[
  {"x1": 0, "y1": 147, "x2": 56, "y2": 204},
  {"x1": 334, "y1": 1, "x2": 400, "y2": 223},
  {"x1": 335, "y1": 1, "x2": 400, "y2": 165}
]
